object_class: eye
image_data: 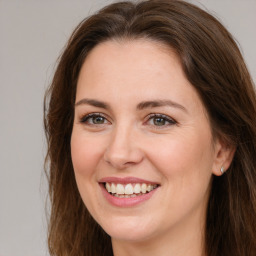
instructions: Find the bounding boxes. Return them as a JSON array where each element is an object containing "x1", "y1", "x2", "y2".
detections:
[
  {"x1": 80, "y1": 113, "x2": 109, "y2": 125},
  {"x1": 146, "y1": 114, "x2": 176, "y2": 127}
]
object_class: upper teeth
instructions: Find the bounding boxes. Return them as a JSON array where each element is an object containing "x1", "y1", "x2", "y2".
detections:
[{"x1": 105, "y1": 183, "x2": 157, "y2": 195}]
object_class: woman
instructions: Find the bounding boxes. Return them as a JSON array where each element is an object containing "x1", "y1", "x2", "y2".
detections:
[{"x1": 44, "y1": 0, "x2": 256, "y2": 255}]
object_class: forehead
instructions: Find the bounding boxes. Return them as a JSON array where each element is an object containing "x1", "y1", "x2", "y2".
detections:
[
  {"x1": 76, "y1": 39, "x2": 205, "y2": 115},
  {"x1": 79, "y1": 39, "x2": 181, "y2": 76}
]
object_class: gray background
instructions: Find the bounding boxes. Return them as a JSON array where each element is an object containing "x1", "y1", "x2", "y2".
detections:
[{"x1": 0, "y1": 0, "x2": 255, "y2": 255}]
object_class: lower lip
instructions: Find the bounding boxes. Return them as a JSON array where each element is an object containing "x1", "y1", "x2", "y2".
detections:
[{"x1": 100, "y1": 183, "x2": 159, "y2": 207}]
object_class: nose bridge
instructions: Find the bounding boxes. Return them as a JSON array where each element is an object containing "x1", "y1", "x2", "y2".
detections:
[{"x1": 104, "y1": 120, "x2": 143, "y2": 169}]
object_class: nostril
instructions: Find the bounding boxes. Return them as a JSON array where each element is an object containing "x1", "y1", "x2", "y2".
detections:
[
  {"x1": 104, "y1": 153, "x2": 141, "y2": 169},
  {"x1": 103, "y1": 133, "x2": 144, "y2": 168}
]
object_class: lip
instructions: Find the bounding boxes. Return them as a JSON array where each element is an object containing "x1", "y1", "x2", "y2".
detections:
[
  {"x1": 99, "y1": 176, "x2": 159, "y2": 185},
  {"x1": 99, "y1": 176, "x2": 160, "y2": 207}
]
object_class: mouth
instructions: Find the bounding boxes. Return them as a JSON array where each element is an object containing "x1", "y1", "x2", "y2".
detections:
[
  {"x1": 103, "y1": 182, "x2": 159, "y2": 198},
  {"x1": 99, "y1": 177, "x2": 160, "y2": 207}
]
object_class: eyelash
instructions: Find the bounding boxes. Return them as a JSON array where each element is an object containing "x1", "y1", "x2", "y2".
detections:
[
  {"x1": 80, "y1": 112, "x2": 110, "y2": 125},
  {"x1": 146, "y1": 113, "x2": 177, "y2": 128},
  {"x1": 79, "y1": 113, "x2": 177, "y2": 128}
]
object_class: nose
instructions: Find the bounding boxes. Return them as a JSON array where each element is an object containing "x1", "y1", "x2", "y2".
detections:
[{"x1": 104, "y1": 124, "x2": 144, "y2": 170}]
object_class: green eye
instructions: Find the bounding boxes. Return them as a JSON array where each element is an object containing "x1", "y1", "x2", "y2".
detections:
[
  {"x1": 153, "y1": 117, "x2": 166, "y2": 126},
  {"x1": 147, "y1": 114, "x2": 176, "y2": 127},
  {"x1": 80, "y1": 113, "x2": 108, "y2": 125},
  {"x1": 92, "y1": 116, "x2": 105, "y2": 124}
]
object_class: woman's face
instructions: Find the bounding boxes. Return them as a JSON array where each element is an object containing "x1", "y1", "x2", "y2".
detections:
[{"x1": 71, "y1": 40, "x2": 223, "y2": 243}]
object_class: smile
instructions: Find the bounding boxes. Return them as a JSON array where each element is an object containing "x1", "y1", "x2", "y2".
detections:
[
  {"x1": 105, "y1": 183, "x2": 158, "y2": 198},
  {"x1": 99, "y1": 177, "x2": 160, "y2": 207}
]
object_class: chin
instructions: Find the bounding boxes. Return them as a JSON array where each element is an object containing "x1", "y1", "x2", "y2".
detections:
[
  {"x1": 99, "y1": 215, "x2": 157, "y2": 242},
  {"x1": 108, "y1": 228, "x2": 154, "y2": 243}
]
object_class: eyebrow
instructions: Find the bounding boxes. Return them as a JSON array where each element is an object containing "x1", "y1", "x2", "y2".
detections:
[
  {"x1": 75, "y1": 98, "x2": 187, "y2": 113},
  {"x1": 137, "y1": 100, "x2": 187, "y2": 112},
  {"x1": 75, "y1": 98, "x2": 109, "y2": 109}
]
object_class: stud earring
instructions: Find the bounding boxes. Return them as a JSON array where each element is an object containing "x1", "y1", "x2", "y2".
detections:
[{"x1": 220, "y1": 166, "x2": 225, "y2": 175}]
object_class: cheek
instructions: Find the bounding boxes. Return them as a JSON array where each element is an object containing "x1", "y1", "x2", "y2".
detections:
[
  {"x1": 70, "y1": 131, "x2": 104, "y2": 177},
  {"x1": 148, "y1": 131, "x2": 214, "y2": 217},
  {"x1": 70, "y1": 131, "x2": 106, "y2": 217},
  {"x1": 146, "y1": 128, "x2": 214, "y2": 185}
]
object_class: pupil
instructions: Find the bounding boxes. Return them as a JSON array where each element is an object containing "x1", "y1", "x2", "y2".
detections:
[
  {"x1": 94, "y1": 116, "x2": 104, "y2": 124},
  {"x1": 154, "y1": 117, "x2": 165, "y2": 126}
]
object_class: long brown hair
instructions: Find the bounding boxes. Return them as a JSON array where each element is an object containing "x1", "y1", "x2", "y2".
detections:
[{"x1": 44, "y1": 0, "x2": 256, "y2": 255}]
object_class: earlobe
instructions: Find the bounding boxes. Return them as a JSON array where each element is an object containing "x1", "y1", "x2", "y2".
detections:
[
  {"x1": 212, "y1": 139, "x2": 236, "y2": 176},
  {"x1": 220, "y1": 166, "x2": 225, "y2": 175}
]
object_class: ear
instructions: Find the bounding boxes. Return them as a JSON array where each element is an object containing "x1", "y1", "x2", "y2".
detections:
[{"x1": 212, "y1": 138, "x2": 236, "y2": 176}]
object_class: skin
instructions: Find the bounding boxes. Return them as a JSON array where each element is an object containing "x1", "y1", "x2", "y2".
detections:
[{"x1": 71, "y1": 39, "x2": 234, "y2": 256}]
